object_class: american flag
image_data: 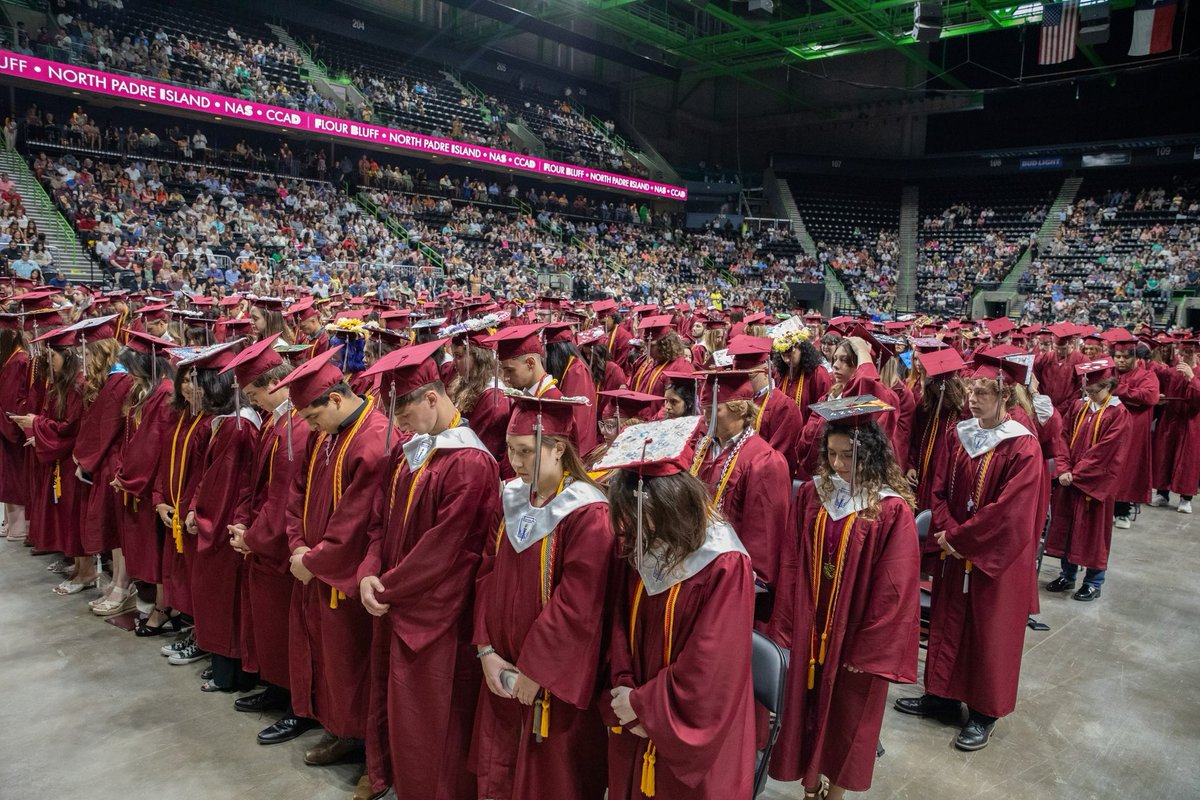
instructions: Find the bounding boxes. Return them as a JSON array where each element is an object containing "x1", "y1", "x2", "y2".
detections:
[{"x1": 1039, "y1": 0, "x2": 1079, "y2": 65}]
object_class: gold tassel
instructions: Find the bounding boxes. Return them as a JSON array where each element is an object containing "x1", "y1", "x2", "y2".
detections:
[
  {"x1": 539, "y1": 691, "x2": 550, "y2": 738},
  {"x1": 610, "y1": 726, "x2": 623, "y2": 734},
  {"x1": 330, "y1": 588, "x2": 346, "y2": 609},
  {"x1": 818, "y1": 632, "x2": 828, "y2": 665},
  {"x1": 807, "y1": 658, "x2": 816, "y2": 690},
  {"x1": 53, "y1": 462, "x2": 62, "y2": 503},
  {"x1": 172, "y1": 512, "x2": 184, "y2": 554},
  {"x1": 641, "y1": 743, "x2": 657, "y2": 797}
]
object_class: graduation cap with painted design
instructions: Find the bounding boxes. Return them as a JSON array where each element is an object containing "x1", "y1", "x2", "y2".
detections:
[
  {"x1": 1076, "y1": 357, "x2": 1116, "y2": 384},
  {"x1": 593, "y1": 415, "x2": 703, "y2": 478},
  {"x1": 576, "y1": 326, "x2": 607, "y2": 347},
  {"x1": 809, "y1": 394, "x2": 896, "y2": 428}
]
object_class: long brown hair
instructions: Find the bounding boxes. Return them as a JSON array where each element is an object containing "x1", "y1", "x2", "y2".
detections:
[
  {"x1": 608, "y1": 469, "x2": 713, "y2": 573},
  {"x1": 544, "y1": 434, "x2": 602, "y2": 493},
  {"x1": 448, "y1": 343, "x2": 497, "y2": 414},
  {"x1": 920, "y1": 375, "x2": 967, "y2": 420},
  {"x1": 816, "y1": 421, "x2": 916, "y2": 521},
  {"x1": 83, "y1": 339, "x2": 119, "y2": 405},
  {"x1": 47, "y1": 346, "x2": 83, "y2": 418},
  {"x1": 651, "y1": 332, "x2": 688, "y2": 365}
]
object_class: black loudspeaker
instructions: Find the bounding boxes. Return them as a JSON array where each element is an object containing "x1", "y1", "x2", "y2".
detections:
[
  {"x1": 912, "y1": 3, "x2": 943, "y2": 42},
  {"x1": 1078, "y1": 2, "x2": 1111, "y2": 46},
  {"x1": 787, "y1": 282, "x2": 826, "y2": 309}
]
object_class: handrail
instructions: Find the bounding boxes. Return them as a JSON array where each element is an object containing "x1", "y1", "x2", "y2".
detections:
[{"x1": 357, "y1": 191, "x2": 445, "y2": 274}]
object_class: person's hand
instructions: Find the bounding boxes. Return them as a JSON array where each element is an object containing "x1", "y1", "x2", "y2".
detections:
[
  {"x1": 109, "y1": 475, "x2": 125, "y2": 491},
  {"x1": 360, "y1": 575, "x2": 389, "y2": 616},
  {"x1": 934, "y1": 530, "x2": 961, "y2": 558},
  {"x1": 156, "y1": 503, "x2": 173, "y2": 526},
  {"x1": 228, "y1": 523, "x2": 249, "y2": 555},
  {"x1": 1178, "y1": 362, "x2": 1194, "y2": 379},
  {"x1": 905, "y1": 468, "x2": 918, "y2": 487},
  {"x1": 184, "y1": 510, "x2": 198, "y2": 535},
  {"x1": 23, "y1": 437, "x2": 34, "y2": 447},
  {"x1": 479, "y1": 650, "x2": 516, "y2": 699},
  {"x1": 628, "y1": 723, "x2": 648, "y2": 738},
  {"x1": 610, "y1": 686, "x2": 638, "y2": 727},
  {"x1": 8, "y1": 413, "x2": 34, "y2": 431},
  {"x1": 512, "y1": 672, "x2": 542, "y2": 706},
  {"x1": 844, "y1": 664, "x2": 864, "y2": 674},
  {"x1": 847, "y1": 335, "x2": 873, "y2": 364},
  {"x1": 289, "y1": 547, "x2": 313, "y2": 584},
  {"x1": 1058, "y1": 472, "x2": 1073, "y2": 486}
]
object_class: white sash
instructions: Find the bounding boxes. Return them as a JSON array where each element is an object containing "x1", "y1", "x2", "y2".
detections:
[
  {"x1": 818, "y1": 474, "x2": 902, "y2": 521},
  {"x1": 956, "y1": 417, "x2": 1033, "y2": 459},
  {"x1": 638, "y1": 519, "x2": 749, "y2": 596},
  {"x1": 402, "y1": 426, "x2": 492, "y2": 472},
  {"x1": 502, "y1": 478, "x2": 607, "y2": 554}
]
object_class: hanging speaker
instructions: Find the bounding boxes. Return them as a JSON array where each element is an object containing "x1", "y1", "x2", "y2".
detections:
[
  {"x1": 912, "y1": 2, "x2": 943, "y2": 42},
  {"x1": 1077, "y1": 2, "x2": 1111, "y2": 46}
]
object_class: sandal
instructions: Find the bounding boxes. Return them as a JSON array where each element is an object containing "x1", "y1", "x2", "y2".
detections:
[
  {"x1": 47, "y1": 558, "x2": 73, "y2": 574},
  {"x1": 53, "y1": 577, "x2": 98, "y2": 596},
  {"x1": 200, "y1": 678, "x2": 234, "y2": 693},
  {"x1": 135, "y1": 609, "x2": 185, "y2": 637},
  {"x1": 92, "y1": 585, "x2": 137, "y2": 617}
]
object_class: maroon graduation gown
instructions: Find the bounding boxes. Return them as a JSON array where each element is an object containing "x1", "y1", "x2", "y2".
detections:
[
  {"x1": 471, "y1": 500, "x2": 616, "y2": 800},
  {"x1": 908, "y1": 404, "x2": 958, "y2": 515},
  {"x1": 240, "y1": 407, "x2": 307, "y2": 686},
  {"x1": 560, "y1": 356, "x2": 599, "y2": 454},
  {"x1": 754, "y1": 386, "x2": 804, "y2": 477},
  {"x1": 154, "y1": 409, "x2": 212, "y2": 617},
  {"x1": 113, "y1": 380, "x2": 175, "y2": 583},
  {"x1": 1034, "y1": 350, "x2": 1086, "y2": 420},
  {"x1": 769, "y1": 485, "x2": 920, "y2": 791},
  {"x1": 0, "y1": 349, "x2": 31, "y2": 505},
  {"x1": 598, "y1": 360, "x2": 628, "y2": 397},
  {"x1": 892, "y1": 380, "x2": 917, "y2": 471},
  {"x1": 190, "y1": 413, "x2": 261, "y2": 658},
  {"x1": 1150, "y1": 361, "x2": 1200, "y2": 496},
  {"x1": 694, "y1": 433, "x2": 791, "y2": 596},
  {"x1": 464, "y1": 387, "x2": 512, "y2": 477},
  {"x1": 1112, "y1": 363, "x2": 1158, "y2": 503},
  {"x1": 629, "y1": 357, "x2": 691, "y2": 398},
  {"x1": 606, "y1": 552, "x2": 757, "y2": 800},
  {"x1": 778, "y1": 366, "x2": 832, "y2": 423},
  {"x1": 1045, "y1": 398, "x2": 1130, "y2": 571},
  {"x1": 606, "y1": 324, "x2": 633, "y2": 371},
  {"x1": 927, "y1": 421, "x2": 1042, "y2": 717},
  {"x1": 29, "y1": 386, "x2": 86, "y2": 556},
  {"x1": 361, "y1": 439, "x2": 501, "y2": 799},
  {"x1": 285, "y1": 399, "x2": 392, "y2": 739},
  {"x1": 73, "y1": 370, "x2": 131, "y2": 554}
]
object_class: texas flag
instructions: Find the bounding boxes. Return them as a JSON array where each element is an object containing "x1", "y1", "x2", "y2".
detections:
[{"x1": 1128, "y1": 0, "x2": 1177, "y2": 56}]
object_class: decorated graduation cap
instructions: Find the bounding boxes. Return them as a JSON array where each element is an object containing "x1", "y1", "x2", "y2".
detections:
[
  {"x1": 250, "y1": 296, "x2": 287, "y2": 312},
  {"x1": 1076, "y1": 356, "x2": 1116, "y2": 385},
  {"x1": 915, "y1": 347, "x2": 966, "y2": 379},
  {"x1": 726, "y1": 336, "x2": 773, "y2": 369},
  {"x1": 576, "y1": 326, "x2": 607, "y2": 347},
  {"x1": 911, "y1": 336, "x2": 948, "y2": 353},
  {"x1": 274, "y1": 345, "x2": 346, "y2": 410},
  {"x1": 487, "y1": 323, "x2": 546, "y2": 361},
  {"x1": 809, "y1": 394, "x2": 896, "y2": 428},
  {"x1": 598, "y1": 389, "x2": 663, "y2": 425}
]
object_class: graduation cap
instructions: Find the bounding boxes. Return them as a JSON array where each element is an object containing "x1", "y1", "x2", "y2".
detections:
[
  {"x1": 576, "y1": 326, "x2": 607, "y2": 347},
  {"x1": 507, "y1": 394, "x2": 589, "y2": 504},
  {"x1": 809, "y1": 394, "x2": 896, "y2": 427},
  {"x1": 1046, "y1": 322, "x2": 1078, "y2": 343},
  {"x1": 123, "y1": 328, "x2": 174, "y2": 384},
  {"x1": 174, "y1": 339, "x2": 244, "y2": 370},
  {"x1": 250, "y1": 296, "x2": 287, "y2": 312},
  {"x1": 361, "y1": 338, "x2": 447, "y2": 451},
  {"x1": 274, "y1": 345, "x2": 346, "y2": 410},
  {"x1": 215, "y1": 317, "x2": 255, "y2": 343},
  {"x1": 697, "y1": 369, "x2": 756, "y2": 406},
  {"x1": 10, "y1": 289, "x2": 58, "y2": 310},
  {"x1": 594, "y1": 414, "x2": 702, "y2": 479},
  {"x1": 638, "y1": 315, "x2": 675, "y2": 342},
  {"x1": 32, "y1": 314, "x2": 119, "y2": 347},
  {"x1": 915, "y1": 347, "x2": 965, "y2": 379},
  {"x1": 911, "y1": 336, "x2": 948, "y2": 353},
  {"x1": 221, "y1": 333, "x2": 284, "y2": 388},
  {"x1": 970, "y1": 347, "x2": 1030, "y2": 385},
  {"x1": 598, "y1": 389, "x2": 663, "y2": 424},
  {"x1": 286, "y1": 298, "x2": 321, "y2": 323},
  {"x1": 727, "y1": 336, "x2": 773, "y2": 369},
  {"x1": 379, "y1": 309, "x2": 412, "y2": 330},
  {"x1": 1076, "y1": 357, "x2": 1116, "y2": 384},
  {"x1": 218, "y1": 295, "x2": 244, "y2": 309},
  {"x1": 543, "y1": 321, "x2": 578, "y2": 345},
  {"x1": 983, "y1": 317, "x2": 1015, "y2": 337},
  {"x1": 1101, "y1": 328, "x2": 1136, "y2": 348},
  {"x1": 487, "y1": 323, "x2": 545, "y2": 361}
]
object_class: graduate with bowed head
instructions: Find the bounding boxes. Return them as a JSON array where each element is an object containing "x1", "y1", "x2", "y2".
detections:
[
  {"x1": 768, "y1": 395, "x2": 921, "y2": 799},
  {"x1": 597, "y1": 415, "x2": 757, "y2": 800}
]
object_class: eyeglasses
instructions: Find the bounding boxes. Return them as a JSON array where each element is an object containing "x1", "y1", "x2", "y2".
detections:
[{"x1": 598, "y1": 418, "x2": 619, "y2": 434}]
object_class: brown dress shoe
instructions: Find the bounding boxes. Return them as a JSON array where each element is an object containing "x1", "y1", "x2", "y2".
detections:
[
  {"x1": 303, "y1": 734, "x2": 360, "y2": 766},
  {"x1": 352, "y1": 772, "x2": 386, "y2": 800}
]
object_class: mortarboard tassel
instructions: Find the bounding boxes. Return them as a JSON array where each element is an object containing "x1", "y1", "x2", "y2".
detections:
[
  {"x1": 234, "y1": 377, "x2": 243, "y2": 431},
  {"x1": 385, "y1": 383, "x2": 396, "y2": 453},
  {"x1": 705, "y1": 379, "x2": 719, "y2": 441},
  {"x1": 529, "y1": 409, "x2": 544, "y2": 506}
]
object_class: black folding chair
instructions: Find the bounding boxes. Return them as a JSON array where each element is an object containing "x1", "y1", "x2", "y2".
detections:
[{"x1": 751, "y1": 630, "x2": 789, "y2": 798}]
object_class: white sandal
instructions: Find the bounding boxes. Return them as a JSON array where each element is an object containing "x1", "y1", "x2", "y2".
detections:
[
  {"x1": 53, "y1": 578, "x2": 97, "y2": 596},
  {"x1": 91, "y1": 585, "x2": 136, "y2": 617}
]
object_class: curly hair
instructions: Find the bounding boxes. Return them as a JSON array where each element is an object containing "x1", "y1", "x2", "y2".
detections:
[
  {"x1": 651, "y1": 332, "x2": 688, "y2": 365},
  {"x1": 721, "y1": 398, "x2": 759, "y2": 429},
  {"x1": 771, "y1": 338, "x2": 823, "y2": 380},
  {"x1": 608, "y1": 469, "x2": 715, "y2": 574},
  {"x1": 816, "y1": 421, "x2": 916, "y2": 520}
]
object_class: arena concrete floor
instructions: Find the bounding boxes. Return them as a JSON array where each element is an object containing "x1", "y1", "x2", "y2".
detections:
[{"x1": 1, "y1": 499, "x2": 1198, "y2": 800}]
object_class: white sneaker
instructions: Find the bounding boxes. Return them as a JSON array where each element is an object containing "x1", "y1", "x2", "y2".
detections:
[
  {"x1": 1151, "y1": 495, "x2": 1170, "y2": 507},
  {"x1": 1114, "y1": 516, "x2": 1131, "y2": 529},
  {"x1": 1178, "y1": 501, "x2": 1193, "y2": 515}
]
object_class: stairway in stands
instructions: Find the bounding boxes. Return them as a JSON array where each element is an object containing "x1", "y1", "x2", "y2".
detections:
[
  {"x1": 266, "y1": 23, "x2": 366, "y2": 115},
  {"x1": 895, "y1": 184, "x2": 920, "y2": 314},
  {"x1": 999, "y1": 174, "x2": 1083, "y2": 294},
  {"x1": 0, "y1": 149, "x2": 96, "y2": 283},
  {"x1": 772, "y1": 176, "x2": 817, "y2": 255}
]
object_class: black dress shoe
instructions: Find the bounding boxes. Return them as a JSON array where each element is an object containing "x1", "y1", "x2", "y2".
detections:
[
  {"x1": 1072, "y1": 585, "x2": 1101, "y2": 601},
  {"x1": 1046, "y1": 576, "x2": 1076, "y2": 593},
  {"x1": 893, "y1": 694, "x2": 962, "y2": 720},
  {"x1": 257, "y1": 715, "x2": 318, "y2": 745},
  {"x1": 954, "y1": 718, "x2": 995, "y2": 751},
  {"x1": 235, "y1": 688, "x2": 288, "y2": 713}
]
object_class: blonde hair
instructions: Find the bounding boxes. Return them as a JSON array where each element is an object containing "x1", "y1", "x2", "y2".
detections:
[
  {"x1": 83, "y1": 339, "x2": 119, "y2": 405},
  {"x1": 722, "y1": 398, "x2": 759, "y2": 428}
]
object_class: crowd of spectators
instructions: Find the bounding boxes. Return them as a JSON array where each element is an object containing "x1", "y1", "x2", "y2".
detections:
[{"x1": 816, "y1": 230, "x2": 900, "y2": 316}]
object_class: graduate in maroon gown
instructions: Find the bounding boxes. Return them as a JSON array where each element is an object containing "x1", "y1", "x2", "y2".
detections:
[
  {"x1": 180, "y1": 341, "x2": 262, "y2": 690},
  {"x1": 1149, "y1": 340, "x2": 1200, "y2": 513},
  {"x1": 1110, "y1": 333, "x2": 1158, "y2": 527},
  {"x1": 545, "y1": 322, "x2": 600, "y2": 455},
  {"x1": 356, "y1": 340, "x2": 502, "y2": 800},
  {"x1": 628, "y1": 317, "x2": 692, "y2": 398},
  {"x1": 224, "y1": 335, "x2": 315, "y2": 744},
  {"x1": 1045, "y1": 358, "x2": 1131, "y2": 601},
  {"x1": 280, "y1": 346, "x2": 392, "y2": 787},
  {"x1": 289, "y1": 299, "x2": 330, "y2": 358},
  {"x1": 772, "y1": 331, "x2": 832, "y2": 423},
  {"x1": 448, "y1": 331, "x2": 512, "y2": 477},
  {"x1": 595, "y1": 300, "x2": 633, "y2": 371},
  {"x1": 896, "y1": 353, "x2": 1043, "y2": 751},
  {"x1": 691, "y1": 370, "x2": 791, "y2": 617},
  {"x1": 727, "y1": 336, "x2": 804, "y2": 476},
  {"x1": 770, "y1": 398, "x2": 920, "y2": 797},
  {"x1": 471, "y1": 395, "x2": 615, "y2": 800},
  {"x1": 586, "y1": 390, "x2": 663, "y2": 478},
  {"x1": 1034, "y1": 323, "x2": 1086, "y2": 420},
  {"x1": 104, "y1": 330, "x2": 175, "y2": 619},
  {"x1": 152, "y1": 363, "x2": 211, "y2": 628},
  {"x1": 907, "y1": 348, "x2": 967, "y2": 515},
  {"x1": 599, "y1": 416, "x2": 756, "y2": 800},
  {"x1": 580, "y1": 330, "x2": 628, "y2": 405},
  {"x1": 0, "y1": 322, "x2": 32, "y2": 542}
]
